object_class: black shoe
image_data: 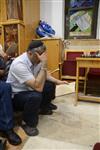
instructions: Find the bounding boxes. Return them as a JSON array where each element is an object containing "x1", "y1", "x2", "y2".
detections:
[
  {"x1": 39, "y1": 109, "x2": 53, "y2": 115},
  {"x1": 3, "y1": 129, "x2": 22, "y2": 146},
  {"x1": 21, "y1": 124, "x2": 39, "y2": 136},
  {"x1": 49, "y1": 103, "x2": 57, "y2": 110}
]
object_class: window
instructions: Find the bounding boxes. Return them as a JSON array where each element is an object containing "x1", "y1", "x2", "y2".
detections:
[{"x1": 65, "y1": 0, "x2": 99, "y2": 39}]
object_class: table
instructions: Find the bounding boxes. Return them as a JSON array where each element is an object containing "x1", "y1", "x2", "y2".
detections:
[{"x1": 75, "y1": 57, "x2": 100, "y2": 105}]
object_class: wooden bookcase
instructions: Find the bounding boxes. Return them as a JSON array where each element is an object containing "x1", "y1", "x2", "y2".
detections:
[
  {"x1": 41, "y1": 38, "x2": 63, "y2": 79},
  {"x1": 0, "y1": 20, "x2": 25, "y2": 55},
  {"x1": 0, "y1": 0, "x2": 40, "y2": 54}
]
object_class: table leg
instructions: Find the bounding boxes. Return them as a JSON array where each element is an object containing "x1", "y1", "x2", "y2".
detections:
[
  {"x1": 83, "y1": 68, "x2": 89, "y2": 95},
  {"x1": 75, "y1": 62, "x2": 79, "y2": 106}
]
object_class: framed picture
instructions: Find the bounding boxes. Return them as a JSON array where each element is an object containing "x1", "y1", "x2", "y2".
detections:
[
  {"x1": 65, "y1": 0, "x2": 99, "y2": 39},
  {"x1": 4, "y1": 24, "x2": 18, "y2": 50}
]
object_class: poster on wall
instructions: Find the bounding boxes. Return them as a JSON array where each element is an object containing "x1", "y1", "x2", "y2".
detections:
[
  {"x1": 4, "y1": 24, "x2": 18, "y2": 50},
  {"x1": 65, "y1": 0, "x2": 99, "y2": 38},
  {"x1": 69, "y1": 10, "x2": 92, "y2": 36}
]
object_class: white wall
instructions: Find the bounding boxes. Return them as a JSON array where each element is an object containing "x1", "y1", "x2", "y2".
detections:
[
  {"x1": 40, "y1": 0, "x2": 100, "y2": 39},
  {"x1": 97, "y1": 1, "x2": 100, "y2": 39},
  {"x1": 40, "y1": 0, "x2": 64, "y2": 38}
]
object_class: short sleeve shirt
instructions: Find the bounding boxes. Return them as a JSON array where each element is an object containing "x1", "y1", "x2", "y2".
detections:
[{"x1": 7, "y1": 52, "x2": 42, "y2": 93}]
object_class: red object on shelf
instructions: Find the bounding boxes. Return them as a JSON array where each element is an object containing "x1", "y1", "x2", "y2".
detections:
[
  {"x1": 62, "y1": 52, "x2": 84, "y2": 77},
  {"x1": 62, "y1": 60, "x2": 85, "y2": 76},
  {"x1": 66, "y1": 52, "x2": 83, "y2": 61},
  {"x1": 62, "y1": 51, "x2": 100, "y2": 78}
]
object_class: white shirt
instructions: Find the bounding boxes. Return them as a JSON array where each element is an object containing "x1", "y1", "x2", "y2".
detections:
[{"x1": 7, "y1": 52, "x2": 41, "y2": 93}]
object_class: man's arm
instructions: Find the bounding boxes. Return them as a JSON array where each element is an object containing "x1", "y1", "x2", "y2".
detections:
[
  {"x1": 25, "y1": 65, "x2": 47, "y2": 92},
  {"x1": 25, "y1": 52, "x2": 47, "y2": 92},
  {"x1": 47, "y1": 72, "x2": 69, "y2": 85}
]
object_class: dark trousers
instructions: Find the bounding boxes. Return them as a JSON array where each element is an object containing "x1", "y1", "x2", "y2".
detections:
[
  {"x1": 0, "y1": 82, "x2": 13, "y2": 131},
  {"x1": 13, "y1": 81, "x2": 56, "y2": 127}
]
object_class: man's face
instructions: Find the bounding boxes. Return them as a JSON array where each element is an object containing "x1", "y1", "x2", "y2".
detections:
[{"x1": 28, "y1": 45, "x2": 46, "y2": 64}]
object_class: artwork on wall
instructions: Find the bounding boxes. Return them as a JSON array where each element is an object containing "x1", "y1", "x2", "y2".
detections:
[
  {"x1": 70, "y1": 0, "x2": 94, "y2": 8},
  {"x1": 69, "y1": 10, "x2": 92, "y2": 36},
  {"x1": 65, "y1": 0, "x2": 99, "y2": 39},
  {"x1": 4, "y1": 24, "x2": 18, "y2": 50}
]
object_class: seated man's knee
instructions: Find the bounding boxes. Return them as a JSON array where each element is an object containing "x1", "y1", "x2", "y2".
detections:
[
  {"x1": 4, "y1": 83, "x2": 12, "y2": 92},
  {"x1": 29, "y1": 92, "x2": 42, "y2": 104},
  {"x1": 0, "y1": 82, "x2": 11, "y2": 92},
  {"x1": 44, "y1": 81, "x2": 56, "y2": 91}
]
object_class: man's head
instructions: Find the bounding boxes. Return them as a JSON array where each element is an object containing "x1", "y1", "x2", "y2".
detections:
[
  {"x1": 27, "y1": 40, "x2": 46, "y2": 64},
  {"x1": 6, "y1": 43, "x2": 18, "y2": 58}
]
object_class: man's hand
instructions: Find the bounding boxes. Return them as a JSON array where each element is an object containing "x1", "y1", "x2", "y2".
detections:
[
  {"x1": 35, "y1": 52, "x2": 47, "y2": 63},
  {"x1": 56, "y1": 80, "x2": 69, "y2": 85}
]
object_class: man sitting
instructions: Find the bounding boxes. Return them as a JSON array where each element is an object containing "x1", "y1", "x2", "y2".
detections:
[
  {"x1": 0, "y1": 44, "x2": 22, "y2": 145},
  {"x1": 7, "y1": 40, "x2": 68, "y2": 136}
]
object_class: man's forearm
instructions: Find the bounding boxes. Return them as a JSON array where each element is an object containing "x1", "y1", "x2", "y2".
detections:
[
  {"x1": 35, "y1": 62, "x2": 47, "y2": 91},
  {"x1": 47, "y1": 74, "x2": 59, "y2": 84}
]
